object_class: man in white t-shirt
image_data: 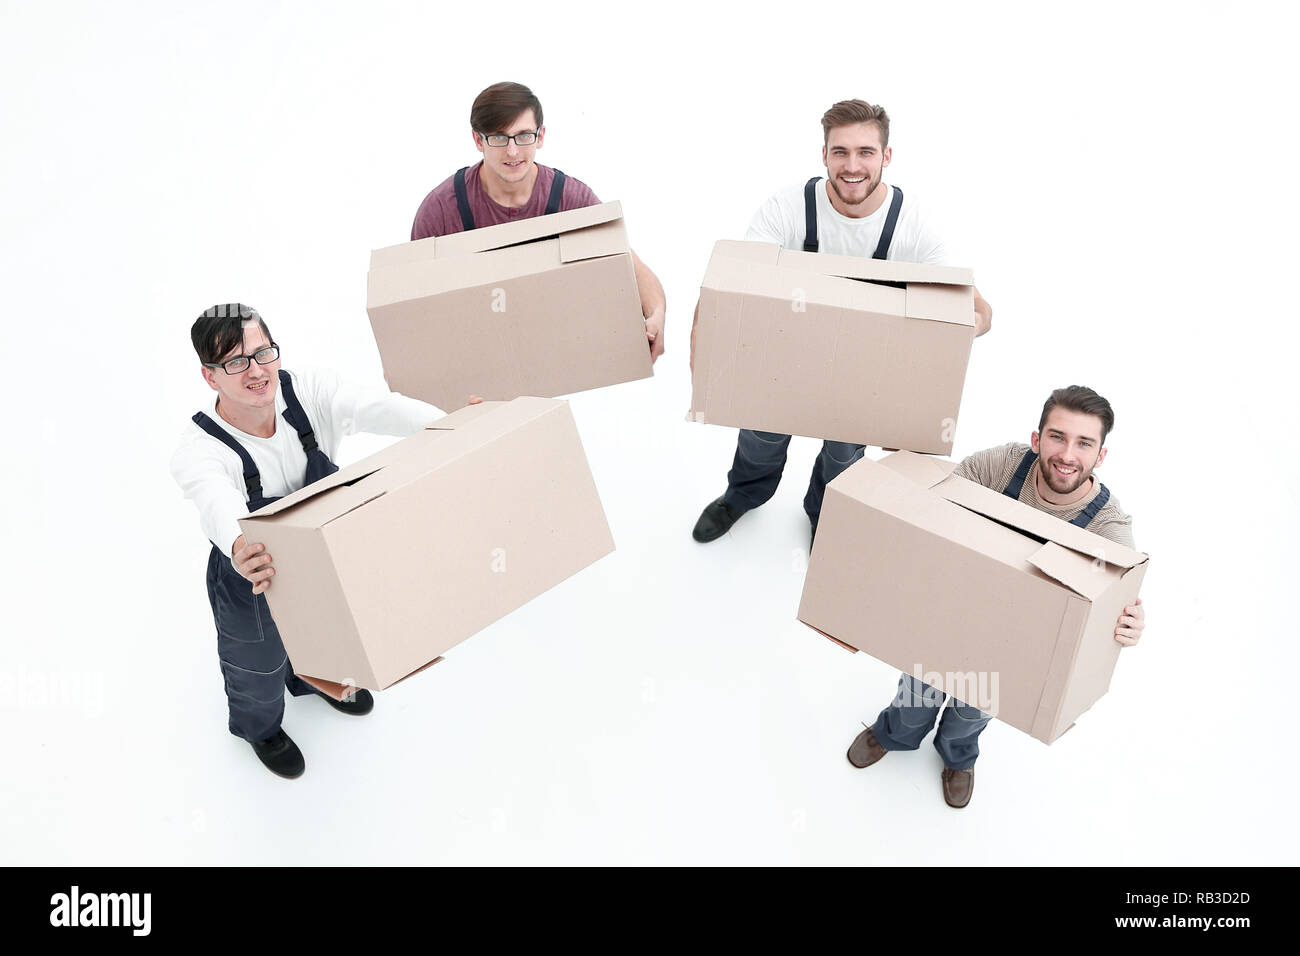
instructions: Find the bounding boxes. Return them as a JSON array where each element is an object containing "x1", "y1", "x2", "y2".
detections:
[
  {"x1": 170, "y1": 304, "x2": 474, "y2": 779},
  {"x1": 691, "y1": 99, "x2": 992, "y2": 545}
]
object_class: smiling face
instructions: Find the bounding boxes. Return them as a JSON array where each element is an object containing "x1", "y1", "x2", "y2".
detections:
[
  {"x1": 201, "y1": 320, "x2": 280, "y2": 417},
  {"x1": 1031, "y1": 407, "x2": 1109, "y2": 496},
  {"x1": 474, "y1": 108, "x2": 545, "y2": 188},
  {"x1": 822, "y1": 121, "x2": 891, "y2": 211}
]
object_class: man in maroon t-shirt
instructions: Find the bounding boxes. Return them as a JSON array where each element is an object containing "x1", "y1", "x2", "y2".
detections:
[{"x1": 412, "y1": 81, "x2": 666, "y2": 363}]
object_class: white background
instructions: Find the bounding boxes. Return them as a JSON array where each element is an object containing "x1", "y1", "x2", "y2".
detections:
[{"x1": 2, "y1": 0, "x2": 1296, "y2": 865}]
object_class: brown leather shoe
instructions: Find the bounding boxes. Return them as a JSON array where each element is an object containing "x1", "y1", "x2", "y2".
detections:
[
  {"x1": 941, "y1": 766, "x2": 974, "y2": 808},
  {"x1": 847, "y1": 726, "x2": 887, "y2": 769}
]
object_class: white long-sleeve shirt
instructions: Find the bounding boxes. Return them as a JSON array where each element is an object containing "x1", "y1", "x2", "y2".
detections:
[{"x1": 170, "y1": 366, "x2": 441, "y2": 562}]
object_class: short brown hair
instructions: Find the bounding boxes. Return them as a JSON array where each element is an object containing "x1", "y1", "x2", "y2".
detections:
[
  {"x1": 821, "y1": 99, "x2": 890, "y2": 147},
  {"x1": 471, "y1": 81, "x2": 543, "y2": 135},
  {"x1": 1038, "y1": 385, "x2": 1116, "y2": 444}
]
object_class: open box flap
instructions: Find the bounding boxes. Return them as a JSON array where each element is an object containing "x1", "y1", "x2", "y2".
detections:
[
  {"x1": 706, "y1": 239, "x2": 975, "y2": 287},
  {"x1": 431, "y1": 201, "x2": 625, "y2": 258},
  {"x1": 245, "y1": 400, "x2": 564, "y2": 524},
  {"x1": 709, "y1": 239, "x2": 781, "y2": 266},
  {"x1": 303, "y1": 400, "x2": 569, "y2": 518},
  {"x1": 873, "y1": 451, "x2": 1147, "y2": 572},
  {"x1": 702, "y1": 252, "x2": 906, "y2": 315},
  {"x1": 368, "y1": 235, "x2": 437, "y2": 272},
  {"x1": 368, "y1": 202, "x2": 624, "y2": 270},
  {"x1": 932, "y1": 474, "x2": 1147, "y2": 570},
  {"x1": 1025, "y1": 541, "x2": 1125, "y2": 600},
  {"x1": 367, "y1": 239, "x2": 562, "y2": 307},
  {"x1": 243, "y1": 463, "x2": 389, "y2": 521},
  {"x1": 423, "y1": 396, "x2": 560, "y2": 433},
  {"x1": 558, "y1": 217, "x2": 629, "y2": 263},
  {"x1": 704, "y1": 241, "x2": 973, "y2": 325},
  {"x1": 773, "y1": 246, "x2": 974, "y2": 287},
  {"x1": 876, "y1": 451, "x2": 958, "y2": 489},
  {"x1": 905, "y1": 283, "x2": 976, "y2": 326}
]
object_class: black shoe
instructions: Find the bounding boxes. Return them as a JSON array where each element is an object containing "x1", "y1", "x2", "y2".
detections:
[
  {"x1": 314, "y1": 687, "x2": 374, "y2": 716},
  {"x1": 692, "y1": 495, "x2": 749, "y2": 543},
  {"x1": 251, "y1": 729, "x2": 305, "y2": 779}
]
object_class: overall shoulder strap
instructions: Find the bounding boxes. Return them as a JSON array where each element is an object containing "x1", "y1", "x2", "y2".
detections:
[
  {"x1": 1070, "y1": 483, "x2": 1112, "y2": 529},
  {"x1": 191, "y1": 411, "x2": 263, "y2": 502},
  {"x1": 1002, "y1": 448, "x2": 1037, "y2": 501},
  {"x1": 545, "y1": 168, "x2": 566, "y2": 215},
  {"x1": 872, "y1": 186, "x2": 904, "y2": 259},
  {"x1": 453, "y1": 166, "x2": 476, "y2": 231},
  {"x1": 276, "y1": 369, "x2": 320, "y2": 454},
  {"x1": 802, "y1": 177, "x2": 821, "y2": 252}
]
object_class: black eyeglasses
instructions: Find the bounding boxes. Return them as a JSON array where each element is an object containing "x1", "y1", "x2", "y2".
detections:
[
  {"x1": 480, "y1": 129, "x2": 539, "y2": 147},
  {"x1": 204, "y1": 344, "x2": 280, "y2": 375}
]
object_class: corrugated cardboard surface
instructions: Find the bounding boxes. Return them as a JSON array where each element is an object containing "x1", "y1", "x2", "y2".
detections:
[
  {"x1": 239, "y1": 398, "x2": 615, "y2": 691},
  {"x1": 689, "y1": 240, "x2": 976, "y2": 454},
  {"x1": 367, "y1": 201, "x2": 652, "y2": 411},
  {"x1": 798, "y1": 453, "x2": 1148, "y2": 744}
]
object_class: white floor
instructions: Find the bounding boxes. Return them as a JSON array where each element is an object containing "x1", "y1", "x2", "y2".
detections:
[
  {"x1": 2, "y1": 2, "x2": 1296, "y2": 865},
  {"x1": 8, "y1": 379, "x2": 1295, "y2": 865}
]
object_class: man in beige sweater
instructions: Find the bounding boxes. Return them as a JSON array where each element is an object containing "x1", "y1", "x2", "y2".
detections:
[{"x1": 846, "y1": 385, "x2": 1146, "y2": 807}]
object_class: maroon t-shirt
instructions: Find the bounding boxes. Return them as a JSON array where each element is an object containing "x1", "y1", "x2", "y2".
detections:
[{"x1": 411, "y1": 162, "x2": 601, "y2": 240}]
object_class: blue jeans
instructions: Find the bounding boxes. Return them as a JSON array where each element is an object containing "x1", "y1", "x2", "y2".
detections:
[
  {"x1": 723, "y1": 429, "x2": 866, "y2": 526},
  {"x1": 871, "y1": 673, "x2": 993, "y2": 771}
]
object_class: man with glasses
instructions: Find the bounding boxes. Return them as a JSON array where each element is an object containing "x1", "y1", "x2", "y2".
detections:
[
  {"x1": 412, "y1": 81, "x2": 666, "y2": 363},
  {"x1": 690, "y1": 99, "x2": 993, "y2": 546},
  {"x1": 170, "y1": 304, "x2": 477, "y2": 779}
]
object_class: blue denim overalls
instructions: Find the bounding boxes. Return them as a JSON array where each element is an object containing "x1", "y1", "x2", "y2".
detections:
[{"x1": 191, "y1": 370, "x2": 339, "y2": 742}]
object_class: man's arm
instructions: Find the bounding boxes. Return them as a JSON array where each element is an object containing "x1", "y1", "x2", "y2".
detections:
[
  {"x1": 299, "y1": 366, "x2": 445, "y2": 441},
  {"x1": 744, "y1": 192, "x2": 790, "y2": 245},
  {"x1": 950, "y1": 444, "x2": 1009, "y2": 489},
  {"x1": 630, "y1": 250, "x2": 666, "y2": 364},
  {"x1": 973, "y1": 286, "x2": 992, "y2": 337},
  {"x1": 411, "y1": 186, "x2": 446, "y2": 241},
  {"x1": 170, "y1": 437, "x2": 253, "y2": 567},
  {"x1": 171, "y1": 437, "x2": 283, "y2": 592}
]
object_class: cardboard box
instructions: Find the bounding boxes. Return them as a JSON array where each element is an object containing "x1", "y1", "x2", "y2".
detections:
[
  {"x1": 689, "y1": 240, "x2": 977, "y2": 455},
  {"x1": 238, "y1": 397, "x2": 615, "y2": 696},
  {"x1": 367, "y1": 201, "x2": 652, "y2": 411},
  {"x1": 798, "y1": 452, "x2": 1149, "y2": 743}
]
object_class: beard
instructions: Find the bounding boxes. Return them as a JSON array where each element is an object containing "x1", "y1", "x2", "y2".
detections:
[
  {"x1": 827, "y1": 171, "x2": 882, "y2": 207},
  {"x1": 1037, "y1": 456, "x2": 1092, "y2": 496}
]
